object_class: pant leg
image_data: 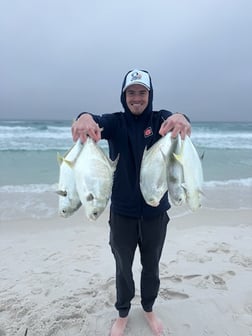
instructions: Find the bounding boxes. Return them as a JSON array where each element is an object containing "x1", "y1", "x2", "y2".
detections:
[
  {"x1": 139, "y1": 211, "x2": 169, "y2": 312},
  {"x1": 109, "y1": 211, "x2": 139, "y2": 318}
]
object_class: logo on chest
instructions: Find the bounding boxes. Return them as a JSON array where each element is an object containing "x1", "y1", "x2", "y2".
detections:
[{"x1": 144, "y1": 127, "x2": 153, "y2": 138}]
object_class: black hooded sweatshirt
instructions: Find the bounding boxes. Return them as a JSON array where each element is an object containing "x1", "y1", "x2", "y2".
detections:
[{"x1": 77, "y1": 70, "x2": 174, "y2": 218}]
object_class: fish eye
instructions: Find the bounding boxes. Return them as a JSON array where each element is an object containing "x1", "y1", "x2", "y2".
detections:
[{"x1": 86, "y1": 193, "x2": 94, "y2": 201}]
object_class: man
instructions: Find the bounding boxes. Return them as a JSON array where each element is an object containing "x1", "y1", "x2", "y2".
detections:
[{"x1": 72, "y1": 69, "x2": 191, "y2": 336}]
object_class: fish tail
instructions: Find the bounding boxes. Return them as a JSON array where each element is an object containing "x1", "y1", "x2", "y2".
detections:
[
  {"x1": 110, "y1": 153, "x2": 120, "y2": 169},
  {"x1": 57, "y1": 152, "x2": 64, "y2": 165}
]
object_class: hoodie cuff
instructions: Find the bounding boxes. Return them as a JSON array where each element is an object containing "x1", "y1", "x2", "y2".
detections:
[{"x1": 76, "y1": 112, "x2": 90, "y2": 121}]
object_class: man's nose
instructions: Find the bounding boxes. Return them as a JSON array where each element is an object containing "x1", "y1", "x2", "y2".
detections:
[{"x1": 132, "y1": 93, "x2": 142, "y2": 99}]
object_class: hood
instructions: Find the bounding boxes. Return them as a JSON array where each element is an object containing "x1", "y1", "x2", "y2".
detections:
[{"x1": 120, "y1": 69, "x2": 153, "y2": 117}]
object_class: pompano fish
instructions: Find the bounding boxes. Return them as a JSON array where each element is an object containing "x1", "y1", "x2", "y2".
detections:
[
  {"x1": 70, "y1": 137, "x2": 119, "y2": 221},
  {"x1": 174, "y1": 135, "x2": 204, "y2": 211},
  {"x1": 56, "y1": 139, "x2": 83, "y2": 217},
  {"x1": 140, "y1": 132, "x2": 173, "y2": 207},
  {"x1": 163, "y1": 134, "x2": 186, "y2": 206}
]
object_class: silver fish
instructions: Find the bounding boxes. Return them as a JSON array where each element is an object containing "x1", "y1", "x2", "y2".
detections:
[
  {"x1": 174, "y1": 135, "x2": 204, "y2": 211},
  {"x1": 56, "y1": 139, "x2": 82, "y2": 217},
  {"x1": 140, "y1": 132, "x2": 173, "y2": 207},
  {"x1": 164, "y1": 135, "x2": 186, "y2": 206},
  {"x1": 71, "y1": 137, "x2": 119, "y2": 221}
]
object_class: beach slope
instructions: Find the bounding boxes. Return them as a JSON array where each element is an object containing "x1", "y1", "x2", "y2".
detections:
[{"x1": 0, "y1": 206, "x2": 252, "y2": 336}]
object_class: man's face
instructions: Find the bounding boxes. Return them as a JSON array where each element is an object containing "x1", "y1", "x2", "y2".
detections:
[{"x1": 125, "y1": 84, "x2": 149, "y2": 116}]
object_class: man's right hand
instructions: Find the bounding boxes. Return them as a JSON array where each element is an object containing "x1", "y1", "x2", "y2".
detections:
[{"x1": 71, "y1": 114, "x2": 101, "y2": 143}]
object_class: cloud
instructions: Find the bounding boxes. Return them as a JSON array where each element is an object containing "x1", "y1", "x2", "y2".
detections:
[{"x1": 0, "y1": 0, "x2": 251, "y2": 121}]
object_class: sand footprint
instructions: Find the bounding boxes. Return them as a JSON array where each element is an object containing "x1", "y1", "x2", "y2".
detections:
[
  {"x1": 100, "y1": 276, "x2": 115, "y2": 290},
  {"x1": 161, "y1": 274, "x2": 183, "y2": 283},
  {"x1": 245, "y1": 304, "x2": 252, "y2": 315},
  {"x1": 159, "y1": 288, "x2": 190, "y2": 300},
  {"x1": 183, "y1": 274, "x2": 202, "y2": 280},
  {"x1": 176, "y1": 250, "x2": 212, "y2": 263},
  {"x1": 43, "y1": 252, "x2": 61, "y2": 261},
  {"x1": 196, "y1": 270, "x2": 236, "y2": 290},
  {"x1": 46, "y1": 322, "x2": 83, "y2": 336},
  {"x1": 207, "y1": 242, "x2": 231, "y2": 254},
  {"x1": 230, "y1": 253, "x2": 252, "y2": 268}
]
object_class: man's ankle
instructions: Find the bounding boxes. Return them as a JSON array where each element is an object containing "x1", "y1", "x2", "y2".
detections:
[{"x1": 110, "y1": 316, "x2": 128, "y2": 336}]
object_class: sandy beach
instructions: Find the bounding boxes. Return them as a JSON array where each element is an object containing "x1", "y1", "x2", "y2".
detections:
[{"x1": 1, "y1": 200, "x2": 252, "y2": 336}]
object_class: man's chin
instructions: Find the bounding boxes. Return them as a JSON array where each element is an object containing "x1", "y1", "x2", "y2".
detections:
[{"x1": 130, "y1": 108, "x2": 145, "y2": 115}]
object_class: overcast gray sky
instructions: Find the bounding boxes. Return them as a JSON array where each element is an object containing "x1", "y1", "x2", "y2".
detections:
[{"x1": 1, "y1": 0, "x2": 251, "y2": 121}]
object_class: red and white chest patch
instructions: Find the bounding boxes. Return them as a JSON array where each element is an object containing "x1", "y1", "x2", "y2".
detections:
[{"x1": 144, "y1": 127, "x2": 153, "y2": 138}]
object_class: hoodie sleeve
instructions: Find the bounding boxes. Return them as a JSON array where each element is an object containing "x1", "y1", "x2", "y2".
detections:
[
  {"x1": 76, "y1": 111, "x2": 119, "y2": 140},
  {"x1": 159, "y1": 109, "x2": 191, "y2": 123}
]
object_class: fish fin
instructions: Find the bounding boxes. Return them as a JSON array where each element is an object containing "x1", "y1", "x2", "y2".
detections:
[
  {"x1": 112, "y1": 153, "x2": 120, "y2": 167},
  {"x1": 107, "y1": 153, "x2": 120, "y2": 172},
  {"x1": 181, "y1": 183, "x2": 187, "y2": 190},
  {"x1": 181, "y1": 184, "x2": 189, "y2": 198},
  {"x1": 57, "y1": 153, "x2": 64, "y2": 166},
  {"x1": 199, "y1": 189, "x2": 206, "y2": 197},
  {"x1": 56, "y1": 190, "x2": 67, "y2": 197},
  {"x1": 64, "y1": 159, "x2": 74, "y2": 168},
  {"x1": 143, "y1": 145, "x2": 148, "y2": 154},
  {"x1": 173, "y1": 153, "x2": 183, "y2": 164}
]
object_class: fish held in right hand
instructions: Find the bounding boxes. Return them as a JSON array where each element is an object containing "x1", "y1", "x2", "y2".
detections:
[
  {"x1": 72, "y1": 137, "x2": 119, "y2": 221},
  {"x1": 56, "y1": 139, "x2": 83, "y2": 217}
]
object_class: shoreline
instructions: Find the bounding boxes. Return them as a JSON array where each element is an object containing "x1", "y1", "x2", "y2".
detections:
[{"x1": 1, "y1": 178, "x2": 252, "y2": 223}]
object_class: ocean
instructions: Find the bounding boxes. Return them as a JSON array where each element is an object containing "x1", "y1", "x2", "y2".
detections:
[{"x1": 0, "y1": 119, "x2": 251, "y2": 221}]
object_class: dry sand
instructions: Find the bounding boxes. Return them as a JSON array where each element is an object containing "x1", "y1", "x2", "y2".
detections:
[{"x1": 0, "y1": 205, "x2": 252, "y2": 336}]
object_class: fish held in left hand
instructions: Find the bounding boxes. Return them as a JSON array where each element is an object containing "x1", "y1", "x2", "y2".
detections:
[
  {"x1": 164, "y1": 134, "x2": 186, "y2": 206},
  {"x1": 173, "y1": 135, "x2": 204, "y2": 211}
]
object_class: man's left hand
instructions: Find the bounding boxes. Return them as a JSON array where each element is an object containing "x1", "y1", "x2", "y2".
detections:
[{"x1": 159, "y1": 113, "x2": 191, "y2": 140}]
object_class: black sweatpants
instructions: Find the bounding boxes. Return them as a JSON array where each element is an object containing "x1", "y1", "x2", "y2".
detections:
[{"x1": 109, "y1": 210, "x2": 169, "y2": 318}]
